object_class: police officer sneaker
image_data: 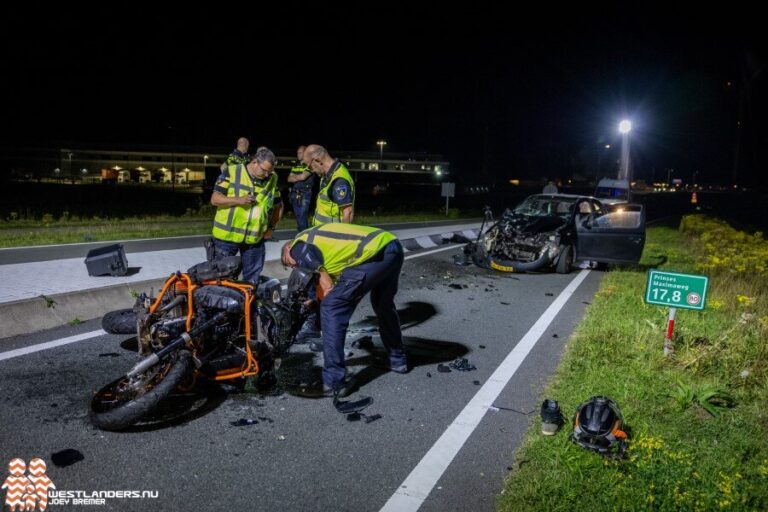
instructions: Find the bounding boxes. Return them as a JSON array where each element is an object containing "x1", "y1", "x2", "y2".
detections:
[
  {"x1": 385, "y1": 360, "x2": 409, "y2": 374},
  {"x1": 540, "y1": 399, "x2": 563, "y2": 436},
  {"x1": 309, "y1": 339, "x2": 324, "y2": 353}
]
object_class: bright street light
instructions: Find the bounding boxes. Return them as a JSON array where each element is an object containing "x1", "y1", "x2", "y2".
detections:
[
  {"x1": 619, "y1": 120, "x2": 632, "y2": 134},
  {"x1": 376, "y1": 140, "x2": 387, "y2": 161}
]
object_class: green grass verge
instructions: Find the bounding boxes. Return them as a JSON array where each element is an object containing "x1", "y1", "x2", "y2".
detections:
[
  {"x1": 0, "y1": 211, "x2": 477, "y2": 248},
  {"x1": 498, "y1": 224, "x2": 768, "y2": 511}
]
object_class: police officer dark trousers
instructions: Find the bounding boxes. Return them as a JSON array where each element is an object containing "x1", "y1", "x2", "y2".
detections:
[
  {"x1": 281, "y1": 224, "x2": 407, "y2": 395},
  {"x1": 321, "y1": 239, "x2": 405, "y2": 389},
  {"x1": 288, "y1": 146, "x2": 316, "y2": 232}
]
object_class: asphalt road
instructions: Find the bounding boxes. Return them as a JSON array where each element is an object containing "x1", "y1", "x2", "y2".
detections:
[{"x1": 0, "y1": 246, "x2": 602, "y2": 512}]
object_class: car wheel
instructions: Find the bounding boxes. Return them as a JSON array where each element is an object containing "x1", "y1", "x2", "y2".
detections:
[{"x1": 556, "y1": 245, "x2": 573, "y2": 274}]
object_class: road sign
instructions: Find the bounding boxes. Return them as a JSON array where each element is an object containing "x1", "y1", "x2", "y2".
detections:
[
  {"x1": 644, "y1": 270, "x2": 708, "y2": 311},
  {"x1": 441, "y1": 182, "x2": 455, "y2": 198}
]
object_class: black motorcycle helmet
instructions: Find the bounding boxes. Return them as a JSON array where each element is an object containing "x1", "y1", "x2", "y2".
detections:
[
  {"x1": 570, "y1": 396, "x2": 628, "y2": 458},
  {"x1": 287, "y1": 267, "x2": 316, "y2": 298}
]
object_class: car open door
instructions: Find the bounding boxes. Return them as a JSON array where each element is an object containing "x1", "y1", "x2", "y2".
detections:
[{"x1": 576, "y1": 204, "x2": 645, "y2": 264}]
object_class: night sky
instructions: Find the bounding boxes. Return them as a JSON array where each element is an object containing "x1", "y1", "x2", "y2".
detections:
[{"x1": 2, "y1": 6, "x2": 765, "y2": 185}]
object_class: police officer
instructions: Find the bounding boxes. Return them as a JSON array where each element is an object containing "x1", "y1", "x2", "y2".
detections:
[
  {"x1": 220, "y1": 137, "x2": 250, "y2": 172},
  {"x1": 210, "y1": 147, "x2": 283, "y2": 284},
  {"x1": 281, "y1": 223, "x2": 408, "y2": 398},
  {"x1": 302, "y1": 144, "x2": 355, "y2": 225},
  {"x1": 294, "y1": 144, "x2": 355, "y2": 344},
  {"x1": 287, "y1": 145, "x2": 315, "y2": 232}
]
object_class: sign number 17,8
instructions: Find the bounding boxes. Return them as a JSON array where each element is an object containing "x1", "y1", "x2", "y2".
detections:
[{"x1": 650, "y1": 288, "x2": 681, "y2": 303}]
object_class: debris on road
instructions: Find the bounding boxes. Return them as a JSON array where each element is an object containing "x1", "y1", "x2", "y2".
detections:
[
  {"x1": 351, "y1": 335, "x2": 374, "y2": 349},
  {"x1": 449, "y1": 357, "x2": 477, "y2": 372},
  {"x1": 51, "y1": 449, "x2": 84, "y2": 467},
  {"x1": 346, "y1": 412, "x2": 382, "y2": 423},
  {"x1": 437, "y1": 364, "x2": 452, "y2": 373},
  {"x1": 230, "y1": 418, "x2": 259, "y2": 427}
]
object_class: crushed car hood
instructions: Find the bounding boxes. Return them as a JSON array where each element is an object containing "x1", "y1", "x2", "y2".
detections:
[{"x1": 500, "y1": 211, "x2": 567, "y2": 235}]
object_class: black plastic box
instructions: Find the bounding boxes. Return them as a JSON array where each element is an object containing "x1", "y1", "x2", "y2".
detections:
[{"x1": 84, "y1": 244, "x2": 128, "y2": 276}]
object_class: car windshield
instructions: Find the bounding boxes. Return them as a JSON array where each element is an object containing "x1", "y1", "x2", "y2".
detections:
[{"x1": 513, "y1": 196, "x2": 578, "y2": 219}]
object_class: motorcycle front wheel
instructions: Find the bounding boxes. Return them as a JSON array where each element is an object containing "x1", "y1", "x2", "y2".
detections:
[
  {"x1": 89, "y1": 350, "x2": 192, "y2": 431},
  {"x1": 102, "y1": 308, "x2": 138, "y2": 335}
]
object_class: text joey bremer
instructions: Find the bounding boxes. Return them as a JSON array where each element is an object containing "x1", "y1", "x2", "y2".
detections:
[{"x1": 48, "y1": 490, "x2": 159, "y2": 506}]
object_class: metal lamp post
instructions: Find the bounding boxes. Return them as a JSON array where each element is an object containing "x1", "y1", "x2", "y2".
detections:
[
  {"x1": 376, "y1": 140, "x2": 387, "y2": 164},
  {"x1": 618, "y1": 120, "x2": 632, "y2": 182}
]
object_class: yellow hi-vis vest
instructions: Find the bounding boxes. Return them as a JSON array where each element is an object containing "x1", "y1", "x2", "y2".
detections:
[
  {"x1": 312, "y1": 162, "x2": 354, "y2": 226},
  {"x1": 212, "y1": 164, "x2": 278, "y2": 244},
  {"x1": 292, "y1": 224, "x2": 396, "y2": 278}
]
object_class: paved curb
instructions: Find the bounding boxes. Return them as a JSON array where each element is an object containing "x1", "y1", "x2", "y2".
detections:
[{"x1": 0, "y1": 229, "x2": 479, "y2": 340}]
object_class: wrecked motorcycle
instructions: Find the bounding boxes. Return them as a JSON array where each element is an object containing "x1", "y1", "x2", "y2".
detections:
[{"x1": 90, "y1": 256, "x2": 315, "y2": 431}]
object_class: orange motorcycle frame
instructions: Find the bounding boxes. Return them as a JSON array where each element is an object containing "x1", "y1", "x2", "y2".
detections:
[{"x1": 148, "y1": 273, "x2": 261, "y2": 381}]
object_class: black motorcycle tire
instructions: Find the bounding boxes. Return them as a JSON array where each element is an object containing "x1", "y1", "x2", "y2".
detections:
[
  {"x1": 90, "y1": 350, "x2": 192, "y2": 431},
  {"x1": 102, "y1": 309, "x2": 138, "y2": 335}
]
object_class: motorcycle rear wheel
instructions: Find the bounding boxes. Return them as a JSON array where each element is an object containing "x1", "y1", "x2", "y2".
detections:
[{"x1": 90, "y1": 350, "x2": 191, "y2": 431}]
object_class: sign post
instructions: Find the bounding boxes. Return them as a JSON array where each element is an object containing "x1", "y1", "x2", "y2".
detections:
[
  {"x1": 644, "y1": 270, "x2": 709, "y2": 356},
  {"x1": 441, "y1": 182, "x2": 455, "y2": 216}
]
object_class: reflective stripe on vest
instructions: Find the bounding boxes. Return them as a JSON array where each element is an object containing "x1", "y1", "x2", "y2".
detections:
[
  {"x1": 291, "y1": 164, "x2": 309, "y2": 174},
  {"x1": 312, "y1": 162, "x2": 354, "y2": 226},
  {"x1": 292, "y1": 224, "x2": 396, "y2": 276},
  {"x1": 212, "y1": 165, "x2": 277, "y2": 244}
]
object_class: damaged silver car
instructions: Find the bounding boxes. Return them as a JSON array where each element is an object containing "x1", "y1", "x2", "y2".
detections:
[{"x1": 459, "y1": 194, "x2": 645, "y2": 273}]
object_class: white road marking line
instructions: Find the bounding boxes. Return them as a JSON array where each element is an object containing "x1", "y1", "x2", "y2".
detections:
[
  {"x1": 380, "y1": 270, "x2": 592, "y2": 512},
  {"x1": 0, "y1": 329, "x2": 107, "y2": 362},
  {"x1": 404, "y1": 245, "x2": 460, "y2": 260}
]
